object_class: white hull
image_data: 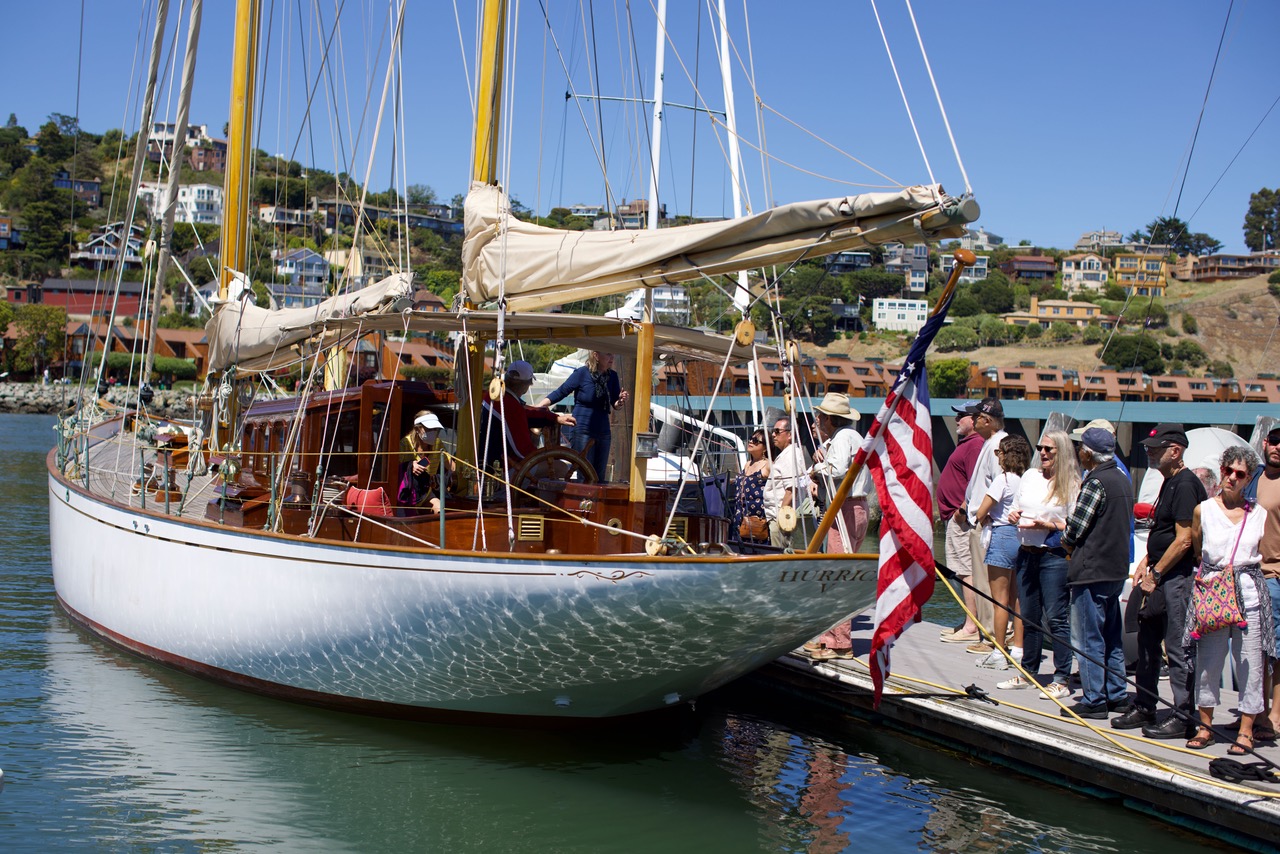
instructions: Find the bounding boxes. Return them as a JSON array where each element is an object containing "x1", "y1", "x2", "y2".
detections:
[{"x1": 49, "y1": 468, "x2": 876, "y2": 720}]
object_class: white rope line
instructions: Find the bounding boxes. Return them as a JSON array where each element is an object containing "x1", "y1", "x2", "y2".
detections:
[
  {"x1": 868, "y1": 0, "x2": 933, "y2": 187},
  {"x1": 902, "y1": 0, "x2": 971, "y2": 195}
]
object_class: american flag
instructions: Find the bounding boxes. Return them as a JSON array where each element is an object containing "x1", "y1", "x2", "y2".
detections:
[{"x1": 849, "y1": 298, "x2": 953, "y2": 707}]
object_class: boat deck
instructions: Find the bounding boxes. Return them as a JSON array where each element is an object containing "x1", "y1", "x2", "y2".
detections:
[{"x1": 760, "y1": 613, "x2": 1280, "y2": 849}]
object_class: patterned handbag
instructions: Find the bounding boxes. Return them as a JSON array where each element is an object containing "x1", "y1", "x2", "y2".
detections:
[{"x1": 1189, "y1": 505, "x2": 1249, "y2": 640}]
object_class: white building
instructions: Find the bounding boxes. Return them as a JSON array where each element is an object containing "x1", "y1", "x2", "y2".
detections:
[
  {"x1": 606, "y1": 286, "x2": 691, "y2": 325},
  {"x1": 1074, "y1": 229, "x2": 1124, "y2": 252},
  {"x1": 1060, "y1": 252, "x2": 1108, "y2": 294},
  {"x1": 259, "y1": 205, "x2": 309, "y2": 226},
  {"x1": 872, "y1": 297, "x2": 929, "y2": 333},
  {"x1": 883, "y1": 242, "x2": 930, "y2": 293},
  {"x1": 325, "y1": 247, "x2": 389, "y2": 288},
  {"x1": 138, "y1": 182, "x2": 223, "y2": 225},
  {"x1": 940, "y1": 252, "x2": 989, "y2": 284},
  {"x1": 959, "y1": 227, "x2": 1003, "y2": 252}
]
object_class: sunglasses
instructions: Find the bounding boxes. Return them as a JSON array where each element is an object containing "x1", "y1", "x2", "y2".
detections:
[
  {"x1": 1036, "y1": 445, "x2": 1055, "y2": 453},
  {"x1": 748, "y1": 438, "x2": 763, "y2": 445},
  {"x1": 771, "y1": 427, "x2": 790, "y2": 435}
]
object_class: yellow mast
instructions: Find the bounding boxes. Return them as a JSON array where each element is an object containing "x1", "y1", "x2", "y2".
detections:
[
  {"x1": 456, "y1": 0, "x2": 508, "y2": 493},
  {"x1": 220, "y1": 0, "x2": 260, "y2": 299}
]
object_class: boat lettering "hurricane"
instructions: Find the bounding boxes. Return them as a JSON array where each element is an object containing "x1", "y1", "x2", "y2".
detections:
[{"x1": 777, "y1": 568, "x2": 876, "y2": 585}]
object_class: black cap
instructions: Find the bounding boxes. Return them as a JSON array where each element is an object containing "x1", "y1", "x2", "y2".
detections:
[
  {"x1": 1140, "y1": 423, "x2": 1189, "y2": 449},
  {"x1": 958, "y1": 397, "x2": 1003, "y2": 419}
]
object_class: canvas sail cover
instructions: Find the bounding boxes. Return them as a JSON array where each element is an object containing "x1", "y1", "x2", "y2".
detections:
[
  {"x1": 462, "y1": 181, "x2": 973, "y2": 312},
  {"x1": 205, "y1": 271, "x2": 413, "y2": 372}
]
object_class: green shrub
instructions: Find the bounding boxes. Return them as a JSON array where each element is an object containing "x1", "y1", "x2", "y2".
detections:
[
  {"x1": 1049, "y1": 321, "x2": 1075, "y2": 341},
  {"x1": 398, "y1": 365, "x2": 453, "y2": 387},
  {"x1": 1082, "y1": 325, "x2": 1105, "y2": 345},
  {"x1": 934, "y1": 325, "x2": 978, "y2": 352},
  {"x1": 1024, "y1": 323, "x2": 1043, "y2": 339},
  {"x1": 1181, "y1": 313, "x2": 1198, "y2": 334},
  {"x1": 1208, "y1": 359, "x2": 1234, "y2": 378}
]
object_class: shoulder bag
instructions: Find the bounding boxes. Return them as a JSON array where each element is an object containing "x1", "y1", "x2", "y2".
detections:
[{"x1": 1189, "y1": 504, "x2": 1249, "y2": 640}]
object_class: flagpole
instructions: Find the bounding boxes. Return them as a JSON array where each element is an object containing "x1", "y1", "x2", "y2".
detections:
[{"x1": 804, "y1": 249, "x2": 977, "y2": 553}]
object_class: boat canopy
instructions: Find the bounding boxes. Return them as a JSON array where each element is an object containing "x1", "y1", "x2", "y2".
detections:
[
  {"x1": 461, "y1": 181, "x2": 976, "y2": 312},
  {"x1": 205, "y1": 271, "x2": 413, "y2": 372}
]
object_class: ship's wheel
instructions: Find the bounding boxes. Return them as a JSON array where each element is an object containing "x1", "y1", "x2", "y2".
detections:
[{"x1": 512, "y1": 446, "x2": 598, "y2": 491}]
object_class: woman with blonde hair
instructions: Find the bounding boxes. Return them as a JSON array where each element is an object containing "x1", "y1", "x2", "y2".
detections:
[
  {"x1": 538, "y1": 350, "x2": 629, "y2": 479},
  {"x1": 999, "y1": 430, "x2": 1080, "y2": 696}
]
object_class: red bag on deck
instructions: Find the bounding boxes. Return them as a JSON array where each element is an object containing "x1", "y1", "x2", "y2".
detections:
[{"x1": 344, "y1": 485, "x2": 394, "y2": 517}]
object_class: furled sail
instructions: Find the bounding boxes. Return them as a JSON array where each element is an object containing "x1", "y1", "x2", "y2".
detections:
[
  {"x1": 205, "y1": 271, "x2": 413, "y2": 372},
  {"x1": 461, "y1": 181, "x2": 978, "y2": 312}
]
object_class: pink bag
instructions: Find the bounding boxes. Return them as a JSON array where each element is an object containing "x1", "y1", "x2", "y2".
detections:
[{"x1": 1189, "y1": 505, "x2": 1248, "y2": 640}]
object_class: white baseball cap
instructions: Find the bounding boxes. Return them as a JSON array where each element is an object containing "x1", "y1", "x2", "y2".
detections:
[{"x1": 413, "y1": 411, "x2": 443, "y2": 430}]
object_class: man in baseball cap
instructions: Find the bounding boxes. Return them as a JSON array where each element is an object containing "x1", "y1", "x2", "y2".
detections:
[
  {"x1": 1069, "y1": 418, "x2": 1116, "y2": 441},
  {"x1": 1121, "y1": 423, "x2": 1205, "y2": 739}
]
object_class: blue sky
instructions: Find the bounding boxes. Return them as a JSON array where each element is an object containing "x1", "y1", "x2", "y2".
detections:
[{"x1": 6, "y1": 1, "x2": 1276, "y2": 253}]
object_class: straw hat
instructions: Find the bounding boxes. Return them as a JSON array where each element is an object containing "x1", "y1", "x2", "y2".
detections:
[{"x1": 814, "y1": 392, "x2": 859, "y2": 422}]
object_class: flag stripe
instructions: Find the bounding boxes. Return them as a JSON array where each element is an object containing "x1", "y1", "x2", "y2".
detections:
[{"x1": 858, "y1": 291, "x2": 957, "y2": 707}]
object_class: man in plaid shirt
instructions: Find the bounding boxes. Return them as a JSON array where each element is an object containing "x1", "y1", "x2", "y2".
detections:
[{"x1": 1059, "y1": 427, "x2": 1134, "y2": 720}]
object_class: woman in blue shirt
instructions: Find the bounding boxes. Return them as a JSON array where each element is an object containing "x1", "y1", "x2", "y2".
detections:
[{"x1": 537, "y1": 351, "x2": 629, "y2": 480}]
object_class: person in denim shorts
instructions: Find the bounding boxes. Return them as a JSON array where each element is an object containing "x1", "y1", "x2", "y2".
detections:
[{"x1": 972, "y1": 435, "x2": 1032, "y2": 670}]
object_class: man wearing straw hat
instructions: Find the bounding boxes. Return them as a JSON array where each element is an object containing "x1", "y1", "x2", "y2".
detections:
[
  {"x1": 807, "y1": 392, "x2": 872, "y2": 555},
  {"x1": 805, "y1": 392, "x2": 872, "y2": 661}
]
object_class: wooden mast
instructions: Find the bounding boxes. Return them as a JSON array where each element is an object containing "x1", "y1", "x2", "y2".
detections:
[
  {"x1": 455, "y1": 0, "x2": 508, "y2": 494},
  {"x1": 213, "y1": 0, "x2": 260, "y2": 447}
]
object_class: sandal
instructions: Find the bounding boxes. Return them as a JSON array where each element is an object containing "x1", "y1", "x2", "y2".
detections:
[
  {"x1": 1228, "y1": 733, "x2": 1254, "y2": 756},
  {"x1": 1254, "y1": 720, "x2": 1278, "y2": 742},
  {"x1": 1185, "y1": 727, "x2": 1214, "y2": 750}
]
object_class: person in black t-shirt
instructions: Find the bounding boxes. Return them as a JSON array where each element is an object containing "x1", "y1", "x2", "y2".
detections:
[{"x1": 1114, "y1": 424, "x2": 1208, "y2": 738}]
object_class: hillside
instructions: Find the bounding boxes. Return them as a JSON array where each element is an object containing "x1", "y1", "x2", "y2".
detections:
[{"x1": 822, "y1": 274, "x2": 1278, "y2": 379}]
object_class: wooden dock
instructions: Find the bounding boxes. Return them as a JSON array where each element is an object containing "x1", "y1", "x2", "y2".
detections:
[{"x1": 756, "y1": 613, "x2": 1280, "y2": 850}]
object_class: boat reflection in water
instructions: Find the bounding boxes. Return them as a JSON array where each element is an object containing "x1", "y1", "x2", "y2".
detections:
[{"x1": 34, "y1": 610, "x2": 1188, "y2": 851}]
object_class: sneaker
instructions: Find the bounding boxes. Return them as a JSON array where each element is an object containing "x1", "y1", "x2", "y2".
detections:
[
  {"x1": 1040, "y1": 682, "x2": 1072, "y2": 701},
  {"x1": 1060, "y1": 702, "x2": 1108, "y2": 720},
  {"x1": 940, "y1": 629, "x2": 980, "y2": 644},
  {"x1": 965, "y1": 641, "x2": 994, "y2": 655},
  {"x1": 976, "y1": 650, "x2": 1010, "y2": 670},
  {"x1": 997, "y1": 675, "x2": 1032, "y2": 689}
]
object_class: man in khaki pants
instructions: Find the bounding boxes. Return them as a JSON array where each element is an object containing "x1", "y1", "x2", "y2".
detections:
[{"x1": 960, "y1": 398, "x2": 1007, "y2": 653}]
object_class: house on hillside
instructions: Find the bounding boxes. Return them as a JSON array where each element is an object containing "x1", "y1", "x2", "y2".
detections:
[
  {"x1": 999, "y1": 253, "x2": 1055, "y2": 282},
  {"x1": 187, "y1": 138, "x2": 228, "y2": 172},
  {"x1": 137, "y1": 182, "x2": 223, "y2": 225},
  {"x1": 1175, "y1": 252, "x2": 1280, "y2": 283},
  {"x1": 940, "y1": 252, "x2": 988, "y2": 284},
  {"x1": 872, "y1": 297, "x2": 928, "y2": 333},
  {"x1": 272, "y1": 247, "x2": 329, "y2": 289},
  {"x1": 52, "y1": 170, "x2": 102, "y2": 208},
  {"x1": 1001, "y1": 296, "x2": 1108, "y2": 329},
  {"x1": 0, "y1": 216, "x2": 20, "y2": 250},
  {"x1": 1060, "y1": 253, "x2": 1108, "y2": 294},
  {"x1": 1113, "y1": 252, "x2": 1166, "y2": 297},
  {"x1": 959, "y1": 227, "x2": 1003, "y2": 252},
  {"x1": 1074, "y1": 229, "x2": 1124, "y2": 252},
  {"x1": 69, "y1": 222, "x2": 145, "y2": 270}
]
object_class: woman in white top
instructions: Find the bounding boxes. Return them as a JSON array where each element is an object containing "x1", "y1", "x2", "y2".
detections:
[
  {"x1": 1186, "y1": 446, "x2": 1276, "y2": 753},
  {"x1": 972, "y1": 434, "x2": 1032, "y2": 670},
  {"x1": 999, "y1": 430, "x2": 1080, "y2": 696}
]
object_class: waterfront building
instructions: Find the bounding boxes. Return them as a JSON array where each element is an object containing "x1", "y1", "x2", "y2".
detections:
[{"x1": 1060, "y1": 252, "x2": 1108, "y2": 293}]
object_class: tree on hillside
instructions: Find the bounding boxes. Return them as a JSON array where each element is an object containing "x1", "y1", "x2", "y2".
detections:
[
  {"x1": 1128, "y1": 215, "x2": 1220, "y2": 256},
  {"x1": 846, "y1": 268, "x2": 902, "y2": 302},
  {"x1": 406, "y1": 184, "x2": 437, "y2": 206},
  {"x1": 1098, "y1": 334, "x2": 1163, "y2": 374},
  {"x1": 1244, "y1": 187, "x2": 1279, "y2": 252},
  {"x1": 928, "y1": 358, "x2": 971, "y2": 398},
  {"x1": 12, "y1": 303, "x2": 67, "y2": 374}
]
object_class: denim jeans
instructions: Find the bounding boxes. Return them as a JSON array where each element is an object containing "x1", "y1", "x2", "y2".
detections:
[
  {"x1": 1069, "y1": 579, "x2": 1128, "y2": 708},
  {"x1": 569, "y1": 429, "x2": 612, "y2": 481},
  {"x1": 1017, "y1": 549, "x2": 1071, "y2": 685}
]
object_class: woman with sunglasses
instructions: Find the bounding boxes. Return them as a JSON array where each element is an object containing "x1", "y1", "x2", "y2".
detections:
[
  {"x1": 1000, "y1": 430, "x2": 1080, "y2": 697},
  {"x1": 1185, "y1": 446, "x2": 1276, "y2": 752},
  {"x1": 733, "y1": 430, "x2": 772, "y2": 545}
]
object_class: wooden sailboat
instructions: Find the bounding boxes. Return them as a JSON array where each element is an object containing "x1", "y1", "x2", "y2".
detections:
[{"x1": 47, "y1": 0, "x2": 978, "y2": 720}]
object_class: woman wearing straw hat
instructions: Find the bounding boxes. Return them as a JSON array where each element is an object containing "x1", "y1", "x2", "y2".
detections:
[{"x1": 806, "y1": 392, "x2": 872, "y2": 660}]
